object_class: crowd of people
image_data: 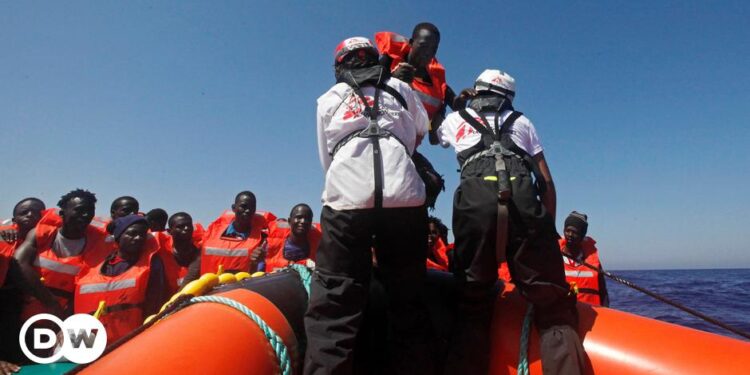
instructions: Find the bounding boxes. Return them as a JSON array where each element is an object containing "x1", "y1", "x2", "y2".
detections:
[{"x1": 0, "y1": 21, "x2": 610, "y2": 375}]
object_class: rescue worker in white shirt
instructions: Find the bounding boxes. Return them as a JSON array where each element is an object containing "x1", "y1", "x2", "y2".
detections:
[
  {"x1": 560, "y1": 211, "x2": 609, "y2": 307},
  {"x1": 437, "y1": 69, "x2": 585, "y2": 374},
  {"x1": 306, "y1": 37, "x2": 432, "y2": 375}
]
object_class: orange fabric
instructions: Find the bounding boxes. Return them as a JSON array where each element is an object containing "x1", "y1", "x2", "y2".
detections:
[
  {"x1": 264, "y1": 220, "x2": 320, "y2": 272},
  {"x1": 426, "y1": 238, "x2": 450, "y2": 271},
  {"x1": 559, "y1": 237, "x2": 603, "y2": 306},
  {"x1": 22, "y1": 212, "x2": 112, "y2": 317},
  {"x1": 200, "y1": 211, "x2": 269, "y2": 274},
  {"x1": 74, "y1": 240, "x2": 158, "y2": 343},
  {"x1": 374, "y1": 31, "x2": 448, "y2": 120},
  {"x1": 498, "y1": 261, "x2": 513, "y2": 284},
  {"x1": 157, "y1": 223, "x2": 205, "y2": 293}
]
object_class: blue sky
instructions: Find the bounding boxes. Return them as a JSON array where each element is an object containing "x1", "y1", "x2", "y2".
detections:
[{"x1": 1, "y1": 1, "x2": 748, "y2": 269}]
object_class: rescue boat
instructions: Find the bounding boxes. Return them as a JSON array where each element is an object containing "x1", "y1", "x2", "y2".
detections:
[{"x1": 68, "y1": 268, "x2": 750, "y2": 375}]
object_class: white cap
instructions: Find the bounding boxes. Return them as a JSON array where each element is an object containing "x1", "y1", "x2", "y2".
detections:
[{"x1": 474, "y1": 69, "x2": 516, "y2": 102}]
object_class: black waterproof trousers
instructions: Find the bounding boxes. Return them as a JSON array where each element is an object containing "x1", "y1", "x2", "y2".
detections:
[
  {"x1": 445, "y1": 157, "x2": 586, "y2": 375},
  {"x1": 303, "y1": 205, "x2": 433, "y2": 375}
]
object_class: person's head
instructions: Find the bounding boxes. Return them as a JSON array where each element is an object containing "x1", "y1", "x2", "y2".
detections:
[
  {"x1": 564, "y1": 211, "x2": 589, "y2": 248},
  {"x1": 12, "y1": 197, "x2": 46, "y2": 232},
  {"x1": 408, "y1": 23, "x2": 440, "y2": 69},
  {"x1": 288, "y1": 204, "x2": 313, "y2": 237},
  {"x1": 112, "y1": 214, "x2": 149, "y2": 259},
  {"x1": 110, "y1": 196, "x2": 139, "y2": 220},
  {"x1": 145, "y1": 208, "x2": 168, "y2": 232},
  {"x1": 57, "y1": 189, "x2": 97, "y2": 236},
  {"x1": 427, "y1": 216, "x2": 449, "y2": 248},
  {"x1": 333, "y1": 36, "x2": 379, "y2": 76},
  {"x1": 167, "y1": 212, "x2": 194, "y2": 243},
  {"x1": 232, "y1": 191, "x2": 256, "y2": 226}
]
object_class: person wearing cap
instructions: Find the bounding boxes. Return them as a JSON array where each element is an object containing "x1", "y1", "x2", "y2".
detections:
[
  {"x1": 560, "y1": 211, "x2": 609, "y2": 307},
  {"x1": 306, "y1": 36, "x2": 431, "y2": 375},
  {"x1": 375, "y1": 22, "x2": 459, "y2": 144},
  {"x1": 13, "y1": 189, "x2": 111, "y2": 320},
  {"x1": 74, "y1": 214, "x2": 168, "y2": 342},
  {"x1": 438, "y1": 69, "x2": 585, "y2": 374}
]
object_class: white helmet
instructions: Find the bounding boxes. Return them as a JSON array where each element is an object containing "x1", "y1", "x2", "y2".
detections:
[{"x1": 474, "y1": 69, "x2": 516, "y2": 102}]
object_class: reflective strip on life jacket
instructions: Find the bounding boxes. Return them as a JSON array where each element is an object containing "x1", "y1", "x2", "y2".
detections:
[
  {"x1": 414, "y1": 90, "x2": 442, "y2": 108},
  {"x1": 565, "y1": 269, "x2": 595, "y2": 278},
  {"x1": 33, "y1": 257, "x2": 82, "y2": 276},
  {"x1": 78, "y1": 278, "x2": 137, "y2": 294},
  {"x1": 204, "y1": 247, "x2": 249, "y2": 257}
]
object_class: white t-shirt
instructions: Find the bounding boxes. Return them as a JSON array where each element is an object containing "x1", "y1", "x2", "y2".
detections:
[
  {"x1": 437, "y1": 108, "x2": 543, "y2": 157},
  {"x1": 317, "y1": 77, "x2": 429, "y2": 210}
]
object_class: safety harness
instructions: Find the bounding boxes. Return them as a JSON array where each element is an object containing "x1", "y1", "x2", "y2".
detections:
[
  {"x1": 330, "y1": 67, "x2": 409, "y2": 209},
  {"x1": 457, "y1": 108, "x2": 545, "y2": 263}
]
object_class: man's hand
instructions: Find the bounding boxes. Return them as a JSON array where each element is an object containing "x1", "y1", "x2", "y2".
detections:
[
  {"x1": 392, "y1": 62, "x2": 415, "y2": 84},
  {"x1": 250, "y1": 242, "x2": 267, "y2": 265},
  {"x1": 453, "y1": 88, "x2": 477, "y2": 109},
  {"x1": 0, "y1": 229, "x2": 18, "y2": 243},
  {"x1": 0, "y1": 360, "x2": 20, "y2": 375}
]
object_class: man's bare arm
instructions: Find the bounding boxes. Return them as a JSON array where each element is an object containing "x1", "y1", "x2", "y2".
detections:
[
  {"x1": 12, "y1": 228, "x2": 64, "y2": 316},
  {"x1": 533, "y1": 152, "x2": 557, "y2": 221}
]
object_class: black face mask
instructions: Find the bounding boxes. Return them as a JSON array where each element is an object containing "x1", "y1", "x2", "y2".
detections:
[
  {"x1": 468, "y1": 94, "x2": 513, "y2": 113},
  {"x1": 335, "y1": 53, "x2": 388, "y2": 87}
]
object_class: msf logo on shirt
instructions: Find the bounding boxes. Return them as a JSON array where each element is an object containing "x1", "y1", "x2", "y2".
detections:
[{"x1": 20, "y1": 313, "x2": 107, "y2": 364}]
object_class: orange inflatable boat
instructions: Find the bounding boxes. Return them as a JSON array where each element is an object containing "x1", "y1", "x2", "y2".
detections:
[{"x1": 73, "y1": 268, "x2": 750, "y2": 375}]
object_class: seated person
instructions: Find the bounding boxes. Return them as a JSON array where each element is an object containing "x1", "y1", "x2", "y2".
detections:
[{"x1": 264, "y1": 204, "x2": 320, "y2": 272}]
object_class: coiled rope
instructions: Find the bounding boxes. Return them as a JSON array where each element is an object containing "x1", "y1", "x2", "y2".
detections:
[
  {"x1": 287, "y1": 264, "x2": 312, "y2": 298},
  {"x1": 185, "y1": 295, "x2": 292, "y2": 375},
  {"x1": 517, "y1": 304, "x2": 534, "y2": 375}
]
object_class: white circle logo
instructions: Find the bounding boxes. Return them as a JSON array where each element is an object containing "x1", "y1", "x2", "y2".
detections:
[{"x1": 19, "y1": 313, "x2": 107, "y2": 364}]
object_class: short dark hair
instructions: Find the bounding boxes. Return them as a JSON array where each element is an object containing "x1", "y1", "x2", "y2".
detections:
[
  {"x1": 428, "y1": 216, "x2": 449, "y2": 244},
  {"x1": 110, "y1": 196, "x2": 139, "y2": 212},
  {"x1": 289, "y1": 203, "x2": 313, "y2": 218},
  {"x1": 168, "y1": 211, "x2": 192, "y2": 227},
  {"x1": 146, "y1": 208, "x2": 168, "y2": 222},
  {"x1": 412, "y1": 22, "x2": 440, "y2": 43},
  {"x1": 235, "y1": 191, "x2": 256, "y2": 203},
  {"x1": 13, "y1": 197, "x2": 45, "y2": 215},
  {"x1": 57, "y1": 189, "x2": 97, "y2": 209}
]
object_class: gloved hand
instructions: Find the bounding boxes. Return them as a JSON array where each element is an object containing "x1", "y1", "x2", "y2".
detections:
[
  {"x1": 453, "y1": 88, "x2": 477, "y2": 109},
  {"x1": 392, "y1": 62, "x2": 415, "y2": 84}
]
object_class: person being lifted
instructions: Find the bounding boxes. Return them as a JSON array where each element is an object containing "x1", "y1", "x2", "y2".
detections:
[
  {"x1": 375, "y1": 22, "x2": 457, "y2": 144},
  {"x1": 264, "y1": 204, "x2": 320, "y2": 272},
  {"x1": 13, "y1": 189, "x2": 111, "y2": 319},
  {"x1": 560, "y1": 211, "x2": 609, "y2": 307},
  {"x1": 438, "y1": 69, "x2": 585, "y2": 374},
  {"x1": 306, "y1": 36, "x2": 431, "y2": 375},
  {"x1": 200, "y1": 191, "x2": 269, "y2": 275}
]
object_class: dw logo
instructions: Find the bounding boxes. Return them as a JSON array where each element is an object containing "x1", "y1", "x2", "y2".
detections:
[{"x1": 19, "y1": 313, "x2": 107, "y2": 364}]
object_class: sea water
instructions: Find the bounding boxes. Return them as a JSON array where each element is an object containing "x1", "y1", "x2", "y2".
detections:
[{"x1": 607, "y1": 268, "x2": 750, "y2": 341}]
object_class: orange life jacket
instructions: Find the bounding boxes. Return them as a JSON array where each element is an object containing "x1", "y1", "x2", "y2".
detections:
[
  {"x1": 559, "y1": 237, "x2": 604, "y2": 306},
  {"x1": 23, "y1": 212, "x2": 112, "y2": 318},
  {"x1": 374, "y1": 31, "x2": 448, "y2": 120},
  {"x1": 200, "y1": 211, "x2": 271, "y2": 274},
  {"x1": 74, "y1": 240, "x2": 159, "y2": 343},
  {"x1": 426, "y1": 238, "x2": 450, "y2": 271},
  {"x1": 156, "y1": 223, "x2": 205, "y2": 293},
  {"x1": 264, "y1": 220, "x2": 320, "y2": 272},
  {"x1": 0, "y1": 224, "x2": 14, "y2": 286}
]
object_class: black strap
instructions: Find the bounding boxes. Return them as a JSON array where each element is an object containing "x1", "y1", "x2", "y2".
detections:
[
  {"x1": 458, "y1": 109, "x2": 493, "y2": 136},
  {"x1": 498, "y1": 111, "x2": 523, "y2": 136},
  {"x1": 380, "y1": 85, "x2": 407, "y2": 110},
  {"x1": 577, "y1": 288, "x2": 601, "y2": 295}
]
